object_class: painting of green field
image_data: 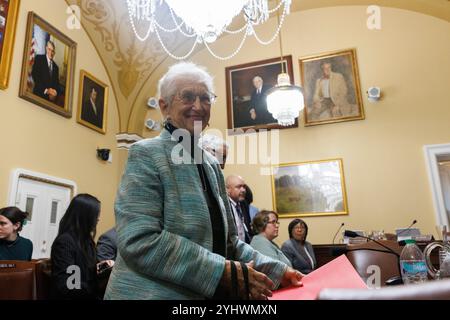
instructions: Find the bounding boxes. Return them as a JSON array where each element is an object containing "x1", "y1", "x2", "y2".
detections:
[{"x1": 273, "y1": 159, "x2": 347, "y2": 216}]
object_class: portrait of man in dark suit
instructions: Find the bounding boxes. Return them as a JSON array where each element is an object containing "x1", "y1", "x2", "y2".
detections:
[
  {"x1": 31, "y1": 40, "x2": 60, "y2": 103},
  {"x1": 226, "y1": 56, "x2": 296, "y2": 133},
  {"x1": 81, "y1": 86, "x2": 103, "y2": 129},
  {"x1": 77, "y1": 70, "x2": 108, "y2": 134},
  {"x1": 248, "y1": 75, "x2": 276, "y2": 126}
]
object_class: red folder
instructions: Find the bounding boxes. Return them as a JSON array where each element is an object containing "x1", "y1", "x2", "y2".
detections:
[{"x1": 270, "y1": 254, "x2": 367, "y2": 300}]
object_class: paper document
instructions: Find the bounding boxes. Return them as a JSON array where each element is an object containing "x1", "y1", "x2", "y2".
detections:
[{"x1": 270, "y1": 254, "x2": 367, "y2": 300}]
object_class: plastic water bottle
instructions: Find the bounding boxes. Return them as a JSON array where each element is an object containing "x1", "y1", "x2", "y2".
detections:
[{"x1": 400, "y1": 239, "x2": 428, "y2": 284}]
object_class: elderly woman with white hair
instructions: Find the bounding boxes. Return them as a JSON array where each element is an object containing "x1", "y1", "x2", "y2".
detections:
[{"x1": 104, "y1": 62, "x2": 302, "y2": 300}]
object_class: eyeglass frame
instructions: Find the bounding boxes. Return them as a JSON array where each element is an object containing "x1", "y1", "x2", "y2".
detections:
[
  {"x1": 267, "y1": 219, "x2": 280, "y2": 226},
  {"x1": 172, "y1": 89, "x2": 217, "y2": 106}
]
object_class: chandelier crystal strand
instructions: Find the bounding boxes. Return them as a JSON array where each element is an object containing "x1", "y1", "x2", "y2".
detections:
[
  {"x1": 167, "y1": 7, "x2": 197, "y2": 37},
  {"x1": 204, "y1": 28, "x2": 249, "y2": 61},
  {"x1": 125, "y1": 0, "x2": 292, "y2": 59},
  {"x1": 154, "y1": 26, "x2": 198, "y2": 60},
  {"x1": 252, "y1": 3, "x2": 288, "y2": 46},
  {"x1": 127, "y1": 0, "x2": 155, "y2": 41}
]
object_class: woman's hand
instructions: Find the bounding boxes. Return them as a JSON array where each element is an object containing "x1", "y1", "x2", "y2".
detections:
[
  {"x1": 96, "y1": 259, "x2": 115, "y2": 274},
  {"x1": 280, "y1": 267, "x2": 304, "y2": 288},
  {"x1": 219, "y1": 260, "x2": 273, "y2": 300}
]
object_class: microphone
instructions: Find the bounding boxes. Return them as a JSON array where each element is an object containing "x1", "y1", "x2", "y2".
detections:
[
  {"x1": 344, "y1": 230, "x2": 400, "y2": 257},
  {"x1": 396, "y1": 219, "x2": 418, "y2": 236},
  {"x1": 332, "y1": 222, "x2": 345, "y2": 244},
  {"x1": 343, "y1": 229, "x2": 402, "y2": 285},
  {"x1": 330, "y1": 246, "x2": 397, "y2": 257}
]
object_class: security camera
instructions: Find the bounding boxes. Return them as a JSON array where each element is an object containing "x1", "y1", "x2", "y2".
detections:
[
  {"x1": 97, "y1": 148, "x2": 111, "y2": 161},
  {"x1": 367, "y1": 87, "x2": 381, "y2": 102},
  {"x1": 147, "y1": 97, "x2": 159, "y2": 109}
]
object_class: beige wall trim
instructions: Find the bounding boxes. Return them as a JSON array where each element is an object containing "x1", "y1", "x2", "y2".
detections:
[
  {"x1": 116, "y1": 133, "x2": 143, "y2": 149},
  {"x1": 424, "y1": 143, "x2": 450, "y2": 228},
  {"x1": 8, "y1": 169, "x2": 77, "y2": 206}
]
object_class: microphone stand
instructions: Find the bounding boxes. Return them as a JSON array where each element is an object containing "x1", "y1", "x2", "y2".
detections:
[
  {"x1": 344, "y1": 230, "x2": 403, "y2": 285},
  {"x1": 332, "y1": 223, "x2": 345, "y2": 244}
]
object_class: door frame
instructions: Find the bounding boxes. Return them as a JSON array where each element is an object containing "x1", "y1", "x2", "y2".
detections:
[
  {"x1": 424, "y1": 143, "x2": 450, "y2": 228},
  {"x1": 8, "y1": 168, "x2": 77, "y2": 207}
]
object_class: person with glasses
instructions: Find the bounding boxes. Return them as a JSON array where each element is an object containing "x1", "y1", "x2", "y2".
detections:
[
  {"x1": 281, "y1": 219, "x2": 317, "y2": 274},
  {"x1": 104, "y1": 62, "x2": 302, "y2": 300},
  {"x1": 250, "y1": 210, "x2": 292, "y2": 268}
]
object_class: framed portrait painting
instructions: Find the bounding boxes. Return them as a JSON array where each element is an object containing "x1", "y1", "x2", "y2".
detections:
[
  {"x1": 0, "y1": 0, "x2": 20, "y2": 89},
  {"x1": 19, "y1": 12, "x2": 77, "y2": 118},
  {"x1": 299, "y1": 49, "x2": 364, "y2": 126},
  {"x1": 271, "y1": 159, "x2": 349, "y2": 218},
  {"x1": 225, "y1": 55, "x2": 298, "y2": 134},
  {"x1": 77, "y1": 70, "x2": 108, "y2": 134}
]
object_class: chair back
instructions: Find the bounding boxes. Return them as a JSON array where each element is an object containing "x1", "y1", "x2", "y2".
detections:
[
  {"x1": 0, "y1": 261, "x2": 35, "y2": 300},
  {"x1": 345, "y1": 240, "x2": 402, "y2": 287},
  {"x1": 0, "y1": 259, "x2": 52, "y2": 300}
]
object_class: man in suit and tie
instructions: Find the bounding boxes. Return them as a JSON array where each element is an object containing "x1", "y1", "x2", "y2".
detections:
[
  {"x1": 248, "y1": 75, "x2": 276, "y2": 126},
  {"x1": 81, "y1": 87, "x2": 103, "y2": 128},
  {"x1": 31, "y1": 40, "x2": 60, "y2": 102},
  {"x1": 226, "y1": 175, "x2": 252, "y2": 244}
]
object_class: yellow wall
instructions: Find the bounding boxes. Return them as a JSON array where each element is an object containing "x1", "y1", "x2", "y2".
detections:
[
  {"x1": 185, "y1": 6, "x2": 450, "y2": 244},
  {"x1": 0, "y1": 0, "x2": 120, "y2": 236}
]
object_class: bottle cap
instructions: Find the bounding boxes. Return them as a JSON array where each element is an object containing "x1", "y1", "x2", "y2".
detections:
[{"x1": 405, "y1": 239, "x2": 416, "y2": 244}]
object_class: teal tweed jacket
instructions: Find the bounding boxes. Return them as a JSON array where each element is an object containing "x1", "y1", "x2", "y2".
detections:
[{"x1": 104, "y1": 129, "x2": 288, "y2": 300}]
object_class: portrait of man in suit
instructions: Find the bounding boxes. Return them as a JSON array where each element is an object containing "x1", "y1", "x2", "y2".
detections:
[
  {"x1": 31, "y1": 40, "x2": 60, "y2": 103},
  {"x1": 248, "y1": 75, "x2": 276, "y2": 126},
  {"x1": 226, "y1": 56, "x2": 296, "y2": 133},
  {"x1": 300, "y1": 49, "x2": 364, "y2": 126},
  {"x1": 81, "y1": 86, "x2": 103, "y2": 129},
  {"x1": 77, "y1": 70, "x2": 108, "y2": 134}
]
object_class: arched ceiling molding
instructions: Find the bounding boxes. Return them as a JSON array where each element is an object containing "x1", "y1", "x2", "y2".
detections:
[{"x1": 66, "y1": 0, "x2": 450, "y2": 134}]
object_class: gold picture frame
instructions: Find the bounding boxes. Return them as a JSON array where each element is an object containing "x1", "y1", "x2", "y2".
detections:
[
  {"x1": 271, "y1": 159, "x2": 349, "y2": 218},
  {"x1": 0, "y1": 0, "x2": 21, "y2": 90},
  {"x1": 299, "y1": 48, "x2": 364, "y2": 126},
  {"x1": 19, "y1": 12, "x2": 77, "y2": 118},
  {"x1": 77, "y1": 70, "x2": 108, "y2": 134},
  {"x1": 225, "y1": 55, "x2": 298, "y2": 134}
]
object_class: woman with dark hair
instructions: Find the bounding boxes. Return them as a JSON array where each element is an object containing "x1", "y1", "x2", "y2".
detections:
[
  {"x1": 281, "y1": 219, "x2": 316, "y2": 274},
  {"x1": 0, "y1": 207, "x2": 32, "y2": 260},
  {"x1": 250, "y1": 211, "x2": 292, "y2": 267},
  {"x1": 51, "y1": 193, "x2": 112, "y2": 299}
]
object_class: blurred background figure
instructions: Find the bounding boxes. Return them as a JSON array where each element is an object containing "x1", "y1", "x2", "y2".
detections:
[
  {"x1": 250, "y1": 210, "x2": 291, "y2": 267},
  {"x1": 199, "y1": 134, "x2": 228, "y2": 169},
  {"x1": 242, "y1": 184, "x2": 259, "y2": 222},
  {"x1": 96, "y1": 227, "x2": 117, "y2": 262},
  {"x1": 226, "y1": 175, "x2": 252, "y2": 243},
  {"x1": 51, "y1": 194, "x2": 113, "y2": 299},
  {"x1": 282, "y1": 219, "x2": 316, "y2": 274},
  {"x1": 0, "y1": 207, "x2": 32, "y2": 261}
]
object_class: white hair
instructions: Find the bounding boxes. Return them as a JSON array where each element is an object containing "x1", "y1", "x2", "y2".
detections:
[{"x1": 157, "y1": 62, "x2": 214, "y2": 105}]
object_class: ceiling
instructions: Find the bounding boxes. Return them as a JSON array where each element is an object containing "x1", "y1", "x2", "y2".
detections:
[{"x1": 66, "y1": 0, "x2": 450, "y2": 134}]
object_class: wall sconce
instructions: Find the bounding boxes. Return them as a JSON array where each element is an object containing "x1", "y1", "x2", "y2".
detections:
[
  {"x1": 367, "y1": 87, "x2": 381, "y2": 103},
  {"x1": 97, "y1": 148, "x2": 111, "y2": 162},
  {"x1": 145, "y1": 118, "x2": 161, "y2": 131},
  {"x1": 147, "y1": 97, "x2": 159, "y2": 109}
]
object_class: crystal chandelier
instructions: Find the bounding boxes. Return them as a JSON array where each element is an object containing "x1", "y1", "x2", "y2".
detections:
[
  {"x1": 126, "y1": 0, "x2": 292, "y2": 60},
  {"x1": 265, "y1": 8, "x2": 304, "y2": 126}
]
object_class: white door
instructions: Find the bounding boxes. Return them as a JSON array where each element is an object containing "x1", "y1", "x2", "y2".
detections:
[{"x1": 14, "y1": 178, "x2": 71, "y2": 259}]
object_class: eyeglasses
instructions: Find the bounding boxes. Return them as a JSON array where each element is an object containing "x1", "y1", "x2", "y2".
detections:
[
  {"x1": 176, "y1": 90, "x2": 217, "y2": 106},
  {"x1": 267, "y1": 220, "x2": 280, "y2": 225}
]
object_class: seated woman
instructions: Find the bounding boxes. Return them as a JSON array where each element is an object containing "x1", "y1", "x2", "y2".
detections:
[
  {"x1": 250, "y1": 211, "x2": 292, "y2": 267},
  {"x1": 51, "y1": 194, "x2": 113, "y2": 299},
  {"x1": 281, "y1": 219, "x2": 316, "y2": 274},
  {"x1": 0, "y1": 207, "x2": 32, "y2": 261}
]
